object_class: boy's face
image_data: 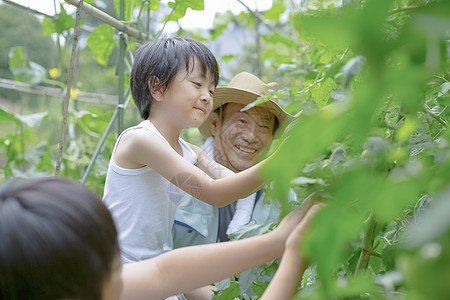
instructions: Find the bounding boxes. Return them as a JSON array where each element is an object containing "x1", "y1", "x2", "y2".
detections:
[
  {"x1": 211, "y1": 103, "x2": 275, "y2": 172},
  {"x1": 159, "y1": 57, "x2": 215, "y2": 129}
]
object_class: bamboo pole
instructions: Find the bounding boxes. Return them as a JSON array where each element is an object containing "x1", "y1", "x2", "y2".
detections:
[{"x1": 64, "y1": 0, "x2": 144, "y2": 41}]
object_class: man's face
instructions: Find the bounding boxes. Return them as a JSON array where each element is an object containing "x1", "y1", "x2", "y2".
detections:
[{"x1": 211, "y1": 103, "x2": 276, "y2": 172}]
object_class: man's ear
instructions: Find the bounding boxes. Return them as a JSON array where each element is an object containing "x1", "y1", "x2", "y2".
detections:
[
  {"x1": 148, "y1": 76, "x2": 164, "y2": 102},
  {"x1": 210, "y1": 112, "x2": 220, "y2": 137}
]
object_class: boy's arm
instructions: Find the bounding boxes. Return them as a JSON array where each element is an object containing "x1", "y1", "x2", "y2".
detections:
[
  {"x1": 120, "y1": 205, "x2": 315, "y2": 300},
  {"x1": 260, "y1": 204, "x2": 321, "y2": 300},
  {"x1": 189, "y1": 143, "x2": 235, "y2": 179},
  {"x1": 118, "y1": 128, "x2": 268, "y2": 207}
]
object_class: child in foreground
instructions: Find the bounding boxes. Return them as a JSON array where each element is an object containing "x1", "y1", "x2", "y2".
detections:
[
  {"x1": 0, "y1": 177, "x2": 320, "y2": 300},
  {"x1": 102, "y1": 36, "x2": 289, "y2": 263}
]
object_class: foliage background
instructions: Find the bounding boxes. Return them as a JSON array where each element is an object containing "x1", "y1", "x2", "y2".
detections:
[{"x1": 0, "y1": 0, "x2": 449, "y2": 299}]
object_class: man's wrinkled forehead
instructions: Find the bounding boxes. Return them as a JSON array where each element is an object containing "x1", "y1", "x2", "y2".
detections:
[{"x1": 224, "y1": 102, "x2": 275, "y2": 121}]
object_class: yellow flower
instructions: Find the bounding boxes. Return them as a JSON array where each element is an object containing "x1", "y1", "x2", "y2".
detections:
[
  {"x1": 70, "y1": 88, "x2": 78, "y2": 99},
  {"x1": 49, "y1": 68, "x2": 58, "y2": 79}
]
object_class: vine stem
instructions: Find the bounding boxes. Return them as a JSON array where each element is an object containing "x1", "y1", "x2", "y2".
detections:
[
  {"x1": 235, "y1": 0, "x2": 278, "y2": 33},
  {"x1": 355, "y1": 214, "x2": 382, "y2": 275},
  {"x1": 55, "y1": 0, "x2": 84, "y2": 176}
]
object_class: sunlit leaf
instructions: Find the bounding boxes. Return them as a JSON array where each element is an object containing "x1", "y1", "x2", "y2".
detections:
[
  {"x1": 87, "y1": 24, "x2": 115, "y2": 66},
  {"x1": 264, "y1": 0, "x2": 286, "y2": 21},
  {"x1": 42, "y1": 4, "x2": 76, "y2": 35},
  {"x1": 311, "y1": 78, "x2": 337, "y2": 108},
  {"x1": 166, "y1": 0, "x2": 204, "y2": 22}
]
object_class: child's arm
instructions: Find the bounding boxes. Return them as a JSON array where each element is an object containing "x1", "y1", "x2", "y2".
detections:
[
  {"x1": 260, "y1": 204, "x2": 321, "y2": 300},
  {"x1": 189, "y1": 143, "x2": 235, "y2": 179},
  {"x1": 120, "y1": 203, "x2": 316, "y2": 300},
  {"x1": 116, "y1": 129, "x2": 269, "y2": 207}
]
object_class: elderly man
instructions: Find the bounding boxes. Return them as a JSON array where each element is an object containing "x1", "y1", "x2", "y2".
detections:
[{"x1": 172, "y1": 72, "x2": 294, "y2": 248}]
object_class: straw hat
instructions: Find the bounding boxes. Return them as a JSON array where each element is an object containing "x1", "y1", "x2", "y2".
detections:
[{"x1": 199, "y1": 72, "x2": 294, "y2": 137}]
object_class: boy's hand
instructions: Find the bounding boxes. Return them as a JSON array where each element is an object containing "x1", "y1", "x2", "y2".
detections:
[
  {"x1": 270, "y1": 193, "x2": 317, "y2": 253},
  {"x1": 285, "y1": 203, "x2": 322, "y2": 257}
]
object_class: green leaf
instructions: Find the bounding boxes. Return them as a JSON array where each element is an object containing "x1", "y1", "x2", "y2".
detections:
[
  {"x1": 42, "y1": 4, "x2": 76, "y2": 35},
  {"x1": 212, "y1": 280, "x2": 240, "y2": 300},
  {"x1": 264, "y1": 0, "x2": 286, "y2": 21},
  {"x1": 8, "y1": 47, "x2": 46, "y2": 85},
  {"x1": 311, "y1": 78, "x2": 337, "y2": 108},
  {"x1": 87, "y1": 25, "x2": 115, "y2": 66},
  {"x1": 0, "y1": 106, "x2": 19, "y2": 123},
  {"x1": 8, "y1": 47, "x2": 24, "y2": 71},
  {"x1": 262, "y1": 32, "x2": 296, "y2": 48},
  {"x1": 249, "y1": 281, "x2": 270, "y2": 298},
  {"x1": 166, "y1": 0, "x2": 204, "y2": 22},
  {"x1": 403, "y1": 187, "x2": 450, "y2": 248},
  {"x1": 240, "y1": 93, "x2": 274, "y2": 113},
  {"x1": 228, "y1": 220, "x2": 272, "y2": 240},
  {"x1": 210, "y1": 11, "x2": 233, "y2": 40},
  {"x1": 220, "y1": 54, "x2": 235, "y2": 62},
  {"x1": 15, "y1": 112, "x2": 48, "y2": 127},
  {"x1": 261, "y1": 49, "x2": 292, "y2": 64}
]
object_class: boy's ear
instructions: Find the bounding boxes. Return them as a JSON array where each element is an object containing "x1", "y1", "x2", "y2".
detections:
[
  {"x1": 148, "y1": 76, "x2": 164, "y2": 102},
  {"x1": 210, "y1": 112, "x2": 220, "y2": 137}
]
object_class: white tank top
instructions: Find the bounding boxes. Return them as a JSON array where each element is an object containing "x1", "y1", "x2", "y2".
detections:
[{"x1": 103, "y1": 120, "x2": 197, "y2": 263}]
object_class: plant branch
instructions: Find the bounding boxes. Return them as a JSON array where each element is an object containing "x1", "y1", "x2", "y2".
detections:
[
  {"x1": 355, "y1": 214, "x2": 383, "y2": 275},
  {"x1": 235, "y1": 0, "x2": 278, "y2": 33},
  {"x1": 55, "y1": 0, "x2": 84, "y2": 176},
  {"x1": 388, "y1": 5, "x2": 421, "y2": 15},
  {"x1": 156, "y1": 2, "x2": 177, "y2": 40},
  {"x1": 65, "y1": 0, "x2": 144, "y2": 41},
  {"x1": 423, "y1": 104, "x2": 448, "y2": 128}
]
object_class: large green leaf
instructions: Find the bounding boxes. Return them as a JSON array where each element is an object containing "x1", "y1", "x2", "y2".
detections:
[
  {"x1": 166, "y1": 0, "x2": 204, "y2": 22},
  {"x1": 42, "y1": 4, "x2": 76, "y2": 35},
  {"x1": 264, "y1": 0, "x2": 286, "y2": 21},
  {"x1": 87, "y1": 25, "x2": 115, "y2": 66}
]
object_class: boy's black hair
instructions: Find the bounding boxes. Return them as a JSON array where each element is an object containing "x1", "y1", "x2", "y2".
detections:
[
  {"x1": 0, "y1": 177, "x2": 119, "y2": 300},
  {"x1": 131, "y1": 36, "x2": 220, "y2": 120}
]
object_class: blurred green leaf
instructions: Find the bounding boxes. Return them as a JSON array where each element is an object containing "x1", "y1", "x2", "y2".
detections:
[
  {"x1": 212, "y1": 280, "x2": 240, "y2": 300},
  {"x1": 87, "y1": 25, "x2": 115, "y2": 66},
  {"x1": 403, "y1": 186, "x2": 450, "y2": 248},
  {"x1": 166, "y1": 0, "x2": 204, "y2": 22},
  {"x1": 15, "y1": 112, "x2": 48, "y2": 127},
  {"x1": 8, "y1": 47, "x2": 46, "y2": 85},
  {"x1": 311, "y1": 78, "x2": 337, "y2": 108},
  {"x1": 262, "y1": 32, "x2": 296, "y2": 48},
  {"x1": 42, "y1": 4, "x2": 76, "y2": 35},
  {"x1": 264, "y1": 0, "x2": 285, "y2": 21},
  {"x1": 0, "y1": 106, "x2": 19, "y2": 123}
]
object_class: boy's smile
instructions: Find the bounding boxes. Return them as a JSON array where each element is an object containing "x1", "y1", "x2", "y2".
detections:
[{"x1": 158, "y1": 57, "x2": 215, "y2": 129}]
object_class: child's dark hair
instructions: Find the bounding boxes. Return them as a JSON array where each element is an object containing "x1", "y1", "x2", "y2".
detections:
[
  {"x1": 0, "y1": 177, "x2": 119, "y2": 300},
  {"x1": 131, "y1": 36, "x2": 220, "y2": 120}
]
